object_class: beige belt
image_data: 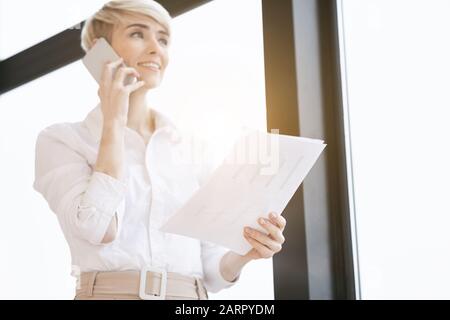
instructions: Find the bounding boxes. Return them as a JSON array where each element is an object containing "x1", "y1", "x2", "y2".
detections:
[{"x1": 75, "y1": 267, "x2": 208, "y2": 300}]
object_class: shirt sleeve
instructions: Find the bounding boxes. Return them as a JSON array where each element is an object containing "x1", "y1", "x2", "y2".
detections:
[
  {"x1": 195, "y1": 137, "x2": 241, "y2": 293},
  {"x1": 201, "y1": 240, "x2": 241, "y2": 293},
  {"x1": 33, "y1": 125, "x2": 127, "y2": 246}
]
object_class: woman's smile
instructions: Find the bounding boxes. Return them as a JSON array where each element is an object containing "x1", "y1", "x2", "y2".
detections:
[
  {"x1": 138, "y1": 61, "x2": 161, "y2": 72},
  {"x1": 139, "y1": 65, "x2": 160, "y2": 72}
]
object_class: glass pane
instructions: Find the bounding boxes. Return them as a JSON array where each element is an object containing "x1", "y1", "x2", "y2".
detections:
[
  {"x1": 338, "y1": 0, "x2": 450, "y2": 299},
  {"x1": 0, "y1": 0, "x2": 270, "y2": 299},
  {"x1": 0, "y1": 61, "x2": 98, "y2": 299},
  {"x1": 0, "y1": 0, "x2": 106, "y2": 59}
]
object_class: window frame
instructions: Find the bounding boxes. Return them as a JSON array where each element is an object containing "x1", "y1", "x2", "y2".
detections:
[
  {"x1": 0, "y1": 0, "x2": 357, "y2": 300},
  {"x1": 262, "y1": 0, "x2": 357, "y2": 299}
]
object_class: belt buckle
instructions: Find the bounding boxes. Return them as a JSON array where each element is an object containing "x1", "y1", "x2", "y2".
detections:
[{"x1": 139, "y1": 266, "x2": 167, "y2": 300}]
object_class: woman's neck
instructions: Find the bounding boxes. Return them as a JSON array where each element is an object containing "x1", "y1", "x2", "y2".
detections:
[{"x1": 127, "y1": 88, "x2": 155, "y2": 135}]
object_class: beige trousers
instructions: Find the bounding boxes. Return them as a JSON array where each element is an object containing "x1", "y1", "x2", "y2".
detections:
[{"x1": 74, "y1": 270, "x2": 209, "y2": 300}]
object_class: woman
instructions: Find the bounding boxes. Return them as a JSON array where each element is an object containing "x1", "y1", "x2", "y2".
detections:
[{"x1": 33, "y1": 0, "x2": 286, "y2": 300}]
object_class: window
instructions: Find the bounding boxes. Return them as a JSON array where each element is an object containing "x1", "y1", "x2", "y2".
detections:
[
  {"x1": 0, "y1": 0, "x2": 106, "y2": 59},
  {"x1": 0, "y1": 0, "x2": 271, "y2": 299},
  {"x1": 338, "y1": 0, "x2": 450, "y2": 299}
]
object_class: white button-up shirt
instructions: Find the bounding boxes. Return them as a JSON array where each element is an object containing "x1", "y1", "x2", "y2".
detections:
[{"x1": 33, "y1": 104, "x2": 238, "y2": 293}]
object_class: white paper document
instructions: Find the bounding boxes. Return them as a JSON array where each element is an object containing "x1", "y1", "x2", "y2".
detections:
[{"x1": 160, "y1": 130, "x2": 326, "y2": 255}]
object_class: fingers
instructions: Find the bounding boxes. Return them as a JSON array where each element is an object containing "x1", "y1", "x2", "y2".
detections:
[
  {"x1": 242, "y1": 211, "x2": 286, "y2": 260},
  {"x1": 126, "y1": 80, "x2": 146, "y2": 92},
  {"x1": 113, "y1": 66, "x2": 140, "y2": 87},
  {"x1": 244, "y1": 227, "x2": 282, "y2": 254},
  {"x1": 100, "y1": 58, "x2": 124, "y2": 84},
  {"x1": 108, "y1": 57, "x2": 125, "y2": 68},
  {"x1": 244, "y1": 232, "x2": 274, "y2": 259},
  {"x1": 268, "y1": 212, "x2": 286, "y2": 232},
  {"x1": 258, "y1": 217, "x2": 285, "y2": 244}
]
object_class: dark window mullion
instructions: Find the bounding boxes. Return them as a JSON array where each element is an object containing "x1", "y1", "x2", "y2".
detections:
[
  {"x1": 0, "y1": 0, "x2": 212, "y2": 95},
  {"x1": 263, "y1": 0, "x2": 356, "y2": 299}
]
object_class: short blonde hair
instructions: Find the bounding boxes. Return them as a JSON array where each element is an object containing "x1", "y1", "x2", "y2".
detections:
[{"x1": 81, "y1": 0, "x2": 172, "y2": 53}]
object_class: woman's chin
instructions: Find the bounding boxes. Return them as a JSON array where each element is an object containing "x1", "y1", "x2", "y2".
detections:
[{"x1": 140, "y1": 78, "x2": 161, "y2": 90}]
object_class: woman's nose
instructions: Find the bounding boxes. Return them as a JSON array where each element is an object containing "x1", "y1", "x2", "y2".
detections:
[{"x1": 145, "y1": 36, "x2": 162, "y2": 54}]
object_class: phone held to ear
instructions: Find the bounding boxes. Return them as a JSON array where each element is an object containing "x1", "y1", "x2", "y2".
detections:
[{"x1": 82, "y1": 37, "x2": 137, "y2": 86}]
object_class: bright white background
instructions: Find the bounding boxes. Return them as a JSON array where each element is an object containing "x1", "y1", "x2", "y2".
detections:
[
  {"x1": 339, "y1": 0, "x2": 450, "y2": 299},
  {"x1": 0, "y1": 0, "x2": 273, "y2": 299}
]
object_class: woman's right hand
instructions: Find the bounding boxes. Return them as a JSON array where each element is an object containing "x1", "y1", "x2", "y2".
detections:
[{"x1": 97, "y1": 58, "x2": 146, "y2": 127}]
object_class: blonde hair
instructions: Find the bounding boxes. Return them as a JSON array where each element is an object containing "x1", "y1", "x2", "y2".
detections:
[{"x1": 81, "y1": 0, "x2": 172, "y2": 53}]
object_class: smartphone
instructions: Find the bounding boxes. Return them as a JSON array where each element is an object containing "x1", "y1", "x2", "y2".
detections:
[{"x1": 82, "y1": 37, "x2": 136, "y2": 86}]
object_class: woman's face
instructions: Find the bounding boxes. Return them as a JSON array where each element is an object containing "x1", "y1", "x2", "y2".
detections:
[{"x1": 110, "y1": 13, "x2": 170, "y2": 89}]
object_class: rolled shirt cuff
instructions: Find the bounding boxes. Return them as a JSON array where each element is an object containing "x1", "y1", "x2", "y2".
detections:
[{"x1": 77, "y1": 171, "x2": 127, "y2": 245}]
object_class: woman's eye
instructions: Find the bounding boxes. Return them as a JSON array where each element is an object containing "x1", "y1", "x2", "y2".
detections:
[
  {"x1": 130, "y1": 31, "x2": 168, "y2": 45},
  {"x1": 130, "y1": 31, "x2": 144, "y2": 38}
]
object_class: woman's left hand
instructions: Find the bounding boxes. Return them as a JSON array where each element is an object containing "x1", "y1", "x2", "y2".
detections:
[{"x1": 242, "y1": 212, "x2": 286, "y2": 261}]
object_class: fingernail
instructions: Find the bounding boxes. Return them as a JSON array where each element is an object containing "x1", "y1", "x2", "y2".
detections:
[
  {"x1": 245, "y1": 227, "x2": 251, "y2": 233},
  {"x1": 259, "y1": 218, "x2": 266, "y2": 225}
]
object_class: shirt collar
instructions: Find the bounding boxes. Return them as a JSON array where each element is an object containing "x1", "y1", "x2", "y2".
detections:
[{"x1": 83, "y1": 103, "x2": 181, "y2": 144}]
